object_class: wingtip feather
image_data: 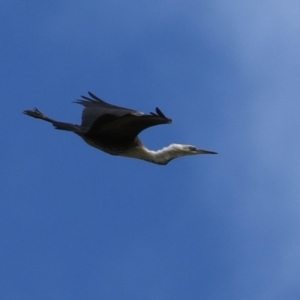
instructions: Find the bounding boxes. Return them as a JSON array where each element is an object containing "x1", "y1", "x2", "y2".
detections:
[
  {"x1": 88, "y1": 91, "x2": 104, "y2": 102},
  {"x1": 154, "y1": 107, "x2": 172, "y2": 123}
]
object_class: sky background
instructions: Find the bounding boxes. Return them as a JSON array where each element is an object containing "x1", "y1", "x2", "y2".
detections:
[{"x1": 1, "y1": 1, "x2": 300, "y2": 299}]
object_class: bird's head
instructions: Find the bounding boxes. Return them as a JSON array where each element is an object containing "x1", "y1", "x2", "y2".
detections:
[
  {"x1": 152, "y1": 143, "x2": 217, "y2": 164},
  {"x1": 136, "y1": 143, "x2": 217, "y2": 165},
  {"x1": 169, "y1": 144, "x2": 218, "y2": 156}
]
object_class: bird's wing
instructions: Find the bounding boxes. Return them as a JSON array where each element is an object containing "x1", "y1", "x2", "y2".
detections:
[
  {"x1": 74, "y1": 92, "x2": 143, "y2": 128},
  {"x1": 87, "y1": 107, "x2": 172, "y2": 141}
]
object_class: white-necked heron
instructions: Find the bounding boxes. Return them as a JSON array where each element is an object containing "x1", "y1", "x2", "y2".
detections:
[{"x1": 23, "y1": 92, "x2": 217, "y2": 165}]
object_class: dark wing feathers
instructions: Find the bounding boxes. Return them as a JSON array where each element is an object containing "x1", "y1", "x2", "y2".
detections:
[
  {"x1": 150, "y1": 107, "x2": 167, "y2": 118},
  {"x1": 87, "y1": 113, "x2": 172, "y2": 140},
  {"x1": 74, "y1": 92, "x2": 141, "y2": 128},
  {"x1": 75, "y1": 91, "x2": 134, "y2": 111},
  {"x1": 75, "y1": 92, "x2": 172, "y2": 139}
]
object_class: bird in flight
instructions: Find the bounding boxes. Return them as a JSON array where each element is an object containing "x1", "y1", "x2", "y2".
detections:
[{"x1": 23, "y1": 92, "x2": 217, "y2": 165}]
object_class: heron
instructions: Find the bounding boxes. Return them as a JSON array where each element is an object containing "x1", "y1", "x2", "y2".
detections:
[{"x1": 23, "y1": 92, "x2": 217, "y2": 165}]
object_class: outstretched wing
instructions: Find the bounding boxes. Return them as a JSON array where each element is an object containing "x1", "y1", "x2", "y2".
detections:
[
  {"x1": 74, "y1": 92, "x2": 143, "y2": 128},
  {"x1": 87, "y1": 107, "x2": 172, "y2": 141}
]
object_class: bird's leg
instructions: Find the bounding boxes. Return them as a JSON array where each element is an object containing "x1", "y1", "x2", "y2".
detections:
[
  {"x1": 23, "y1": 108, "x2": 80, "y2": 132},
  {"x1": 23, "y1": 108, "x2": 53, "y2": 123}
]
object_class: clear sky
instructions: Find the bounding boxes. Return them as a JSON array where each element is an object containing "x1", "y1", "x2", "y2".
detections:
[{"x1": 1, "y1": 1, "x2": 300, "y2": 299}]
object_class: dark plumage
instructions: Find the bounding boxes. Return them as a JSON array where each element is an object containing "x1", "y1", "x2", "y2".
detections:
[{"x1": 23, "y1": 92, "x2": 217, "y2": 165}]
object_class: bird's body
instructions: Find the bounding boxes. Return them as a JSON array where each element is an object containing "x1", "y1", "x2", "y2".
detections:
[{"x1": 23, "y1": 92, "x2": 217, "y2": 165}]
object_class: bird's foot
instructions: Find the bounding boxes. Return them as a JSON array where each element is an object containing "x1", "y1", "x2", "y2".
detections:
[{"x1": 23, "y1": 108, "x2": 48, "y2": 120}]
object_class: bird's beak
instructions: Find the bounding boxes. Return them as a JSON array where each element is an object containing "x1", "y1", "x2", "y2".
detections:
[{"x1": 197, "y1": 148, "x2": 218, "y2": 155}]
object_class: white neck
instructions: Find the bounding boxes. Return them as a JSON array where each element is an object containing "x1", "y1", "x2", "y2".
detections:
[{"x1": 124, "y1": 144, "x2": 189, "y2": 165}]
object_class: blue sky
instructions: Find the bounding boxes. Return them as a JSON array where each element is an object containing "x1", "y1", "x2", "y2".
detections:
[{"x1": 1, "y1": 1, "x2": 300, "y2": 299}]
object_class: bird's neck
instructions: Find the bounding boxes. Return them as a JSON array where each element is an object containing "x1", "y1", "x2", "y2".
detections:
[{"x1": 125, "y1": 144, "x2": 184, "y2": 165}]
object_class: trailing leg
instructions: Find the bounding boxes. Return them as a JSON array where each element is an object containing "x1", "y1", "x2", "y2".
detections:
[{"x1": 23, "y1": 108, "x2": 79, "y2": 132}]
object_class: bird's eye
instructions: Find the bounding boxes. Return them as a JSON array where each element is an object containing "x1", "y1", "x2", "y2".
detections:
[{"x1": 189, "y1": 146, "x2": 197, "y2": 151}]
